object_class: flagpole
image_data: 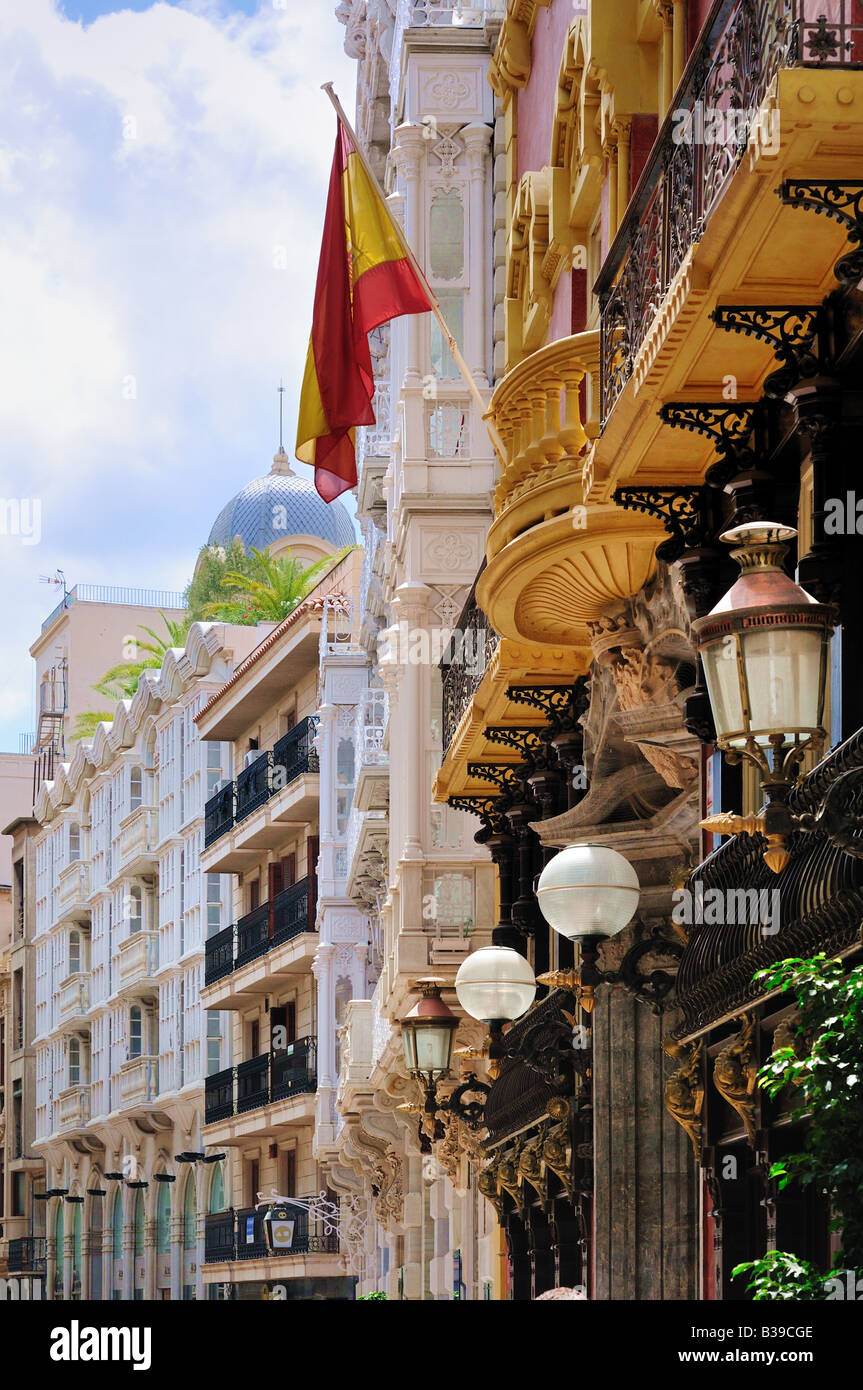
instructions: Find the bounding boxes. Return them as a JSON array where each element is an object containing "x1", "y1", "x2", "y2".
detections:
[{"x1": 321, "y1": 82, "x2": 507, "y2": 468}]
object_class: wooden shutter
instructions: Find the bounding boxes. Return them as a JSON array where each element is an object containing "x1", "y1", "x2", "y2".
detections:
[{"x1": 306, "y1": 835, "x2": 319, "y2": 931}]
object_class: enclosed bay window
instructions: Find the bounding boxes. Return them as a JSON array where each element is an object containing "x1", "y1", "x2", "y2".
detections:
[
  {"x1": 129, "y1": 1005, "x2": 143, "y2": 1059},
  {"x1": 129, "y1": 765, "x2": 143, "y2": 812},
  {"x1": 68, "y1": 821, "x2": 81, "y2": 862},
  {"x1": 68, "y1": 929, "x2": 81, "y2": 976},
  {"x1": 128, "y1": 883, "x2": 143, "y2": 934}
]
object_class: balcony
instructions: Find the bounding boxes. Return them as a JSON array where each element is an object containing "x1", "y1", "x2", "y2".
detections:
[
  {"x1": 118, "y1": 1055, "x2": 159, "y2": 1107},
  {"x1": 203, "y1": 1198, "x2": 339, "y2": 1265},
  {"x1": 201, "y1": 721, "x2": 319, "y2": 871},
  {"x1": 203, "y1": 880, "x2": 315, "y2": 999},
  {"x1": 599, "y1": 0, "x2": 863, "y2": 428},
  {"x1": 7, "y1": 1238, "x2": 47, "y2": 1275},
  {"x1": 117, "y1": 806, "x2": 158, "y2": 876},
  {"x1": 56, "y1": 1084, "x2": 91, "y2": 1132},
  {"x1": 352, "y1": 689, "x2": 388, "y2": 813},
  {"x1": 205, "y1": 780, "x2": 235, "y2": 847},
  {"x1": 117, "y1": 930, "x2": 158, "y2": 996},
  {"x1": 477, "y1": 330, "x2": 665, "y2": 651},
  {"x1": 589, "y1": 0, "x2": 863, "y2": 500},
  {"x1": 56, "y1": 973, "x2": 89, "y2": 1028},
  {"x1": 56, "y1": 860, "x2": 90, "y2": 921},
  {"x1": 441, "y1": 582, "x2": 499, "y2": 755},
  {"x1": 203, "y1": 1038, "x2": 317, "y2": 1139}
]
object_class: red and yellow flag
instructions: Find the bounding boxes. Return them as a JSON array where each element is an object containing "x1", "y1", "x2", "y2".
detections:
[{"x1": 296, "y1": 118, "x2": 432, "y2": 502}]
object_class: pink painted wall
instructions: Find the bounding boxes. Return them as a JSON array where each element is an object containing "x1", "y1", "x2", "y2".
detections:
[
  {"x1": 688, "y1": 0, "x2": 716, "y2": 52},
  {"x1": 517, "y1": 0, "x2": 575, "y2": 182}
]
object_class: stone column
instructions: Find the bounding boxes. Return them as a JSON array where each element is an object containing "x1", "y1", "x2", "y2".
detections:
[
  {"x1": 606, "y1": 142, "x2": 619, "y2": 236},
  {"x1": 314, "y1": 942, "x2": 337, "y2": 1089},
  {"x1": 316, "y1": 704, "x2": 337, "y2": 841},
  {"x1": 390, "y1": 583, "x2": 433, "y2": 861},
  {"x1": 658, "y1": 3, "x2": 675, "y2": 113},
  {"x1": 672, "y1": 0, "x2": 687, "y2": 88},
  {"x1": 170, "y1": 1213, "x2": 183, "y2": 1300},
  {"x1": 392, "y1": 125, "x2": 426, "y2": 385},
  {"x1": 461, "y1": 123, "x2": 492, "y2": 386},
  {"x1": 144, "y1": 1217, "x2": 157, "y2": 1301},
  {"x1": 122, "y1": 1212, "x2": 134, "y2": 1302},
  {"x1": 613, "y1": 119, "x2": 631, "y2": 224}
]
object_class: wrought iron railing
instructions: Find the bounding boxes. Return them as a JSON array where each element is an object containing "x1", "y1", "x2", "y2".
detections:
[
  {"x1": 440, "y1": 569, "x2": 499, "y2": 754},
  {"x1": 272, "y1": 1038, "x2": 316, "y2": 1102},
  {"x1": 272, "y1": 716, "x2": 317, "y2": 788},
  {"x1": 272, "y1": 879, "x2": 312, "y2": 944},
  {"x1": 235, "y1": 903, "x2": 271, "y2": 969},
  {"x1": 204, "y1": 925, "x2": 235, "y2": 985},
  {"x1": 204, "y1": 1196, "x2": 339, "y2": 1263},
  {"x1": 7, "y1": 1237, "x2": 47, "y2": 1274},
  {"x1": 203, "y1": 880, "x2": 313, "y2": 985},
  {"x1": 204, "y1": 781, "x2": 235, "y2": 847},
  {"x1": 237, "y1": 1054, "x2": 270, "y2": 1114},
  {"x1": 236, "y1": 752, "x2": 271, "y2": 822},
  {"x1": 203, "y1": 1041, "x2": 317, "y2": 1125},
  {"x1": 598, "y1": 0, "x2": 863, "y2": 426},
  {"x1": 204, "y1": 1066, "x2": 235, "y2": 1124}
]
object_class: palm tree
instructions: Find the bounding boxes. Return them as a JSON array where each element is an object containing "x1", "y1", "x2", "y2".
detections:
[
  {"x1": 202, "y1": 547, "x2": 352, "y2": 625},
  {"x1": 72, "y1": 613, "x2": 193, "y2": 740}
]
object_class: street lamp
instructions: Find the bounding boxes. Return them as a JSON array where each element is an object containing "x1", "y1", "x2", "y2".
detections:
[
  {"x1": 535, "y1": 843, "x2": 645, "y2": 1012},
  {"x1": 400, "y1": 978, "x2": 490, "y2": 1141},
  {"x1": 691, "y1": 522, "x2": 837, "y2": 872},
  {"x1": 454, "y1": 945, "x2": 537, "y2": 1030},
  {"x1": 400, "y1": 978, "x2": 460, "y2": 1082}
]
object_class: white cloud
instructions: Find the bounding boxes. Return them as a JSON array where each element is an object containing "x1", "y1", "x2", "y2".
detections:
[{"x1": 0, "y1": 0, "x2": 358, "y2": 750}]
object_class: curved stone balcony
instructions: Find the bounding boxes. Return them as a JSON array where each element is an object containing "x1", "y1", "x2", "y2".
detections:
[{"x1": 479, "y1": 330, "x2": 666, "y2": 649}]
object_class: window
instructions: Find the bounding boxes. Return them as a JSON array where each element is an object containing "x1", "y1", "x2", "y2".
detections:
[
  {"x1": 130, "y1": 766, "x2": 143, "y2": 812},
  {"x1": 206, "y1": 875, "x2": 225, "y2": 935},
  {"x1": 430, "y1": 291, "x2": 464, "y2": 379},
  {"x1": 156, "y1": 1181, "x2": 171, "y2": 1255},
  {"x1": 209, "y1": 1165, "x2": 226, "y2": 1214},
  {"x1": 245, "y1": 1157, "x2": 259, "y2": 1207},
  {"x1": 206, "y1": 742, "x2": 223, "y2": 798},
  {"x1": 111, "y1": 1189, "x2": 124, "y2": 1260},
  {"x1": 68, "y1": 1035, "x2": 81, "y2": 1086},
  {"x1": 68, "y1": 930, "x2": 81, "y2": 976},
  {"x1": 429, "y1": 189, "x2": 464, "y2": 281},
  {"x1": 207, "y1": 1012, "x2": 222, "y2": 1075},
  {"x1": 68, "y1": 822, "x2": 81, "y2": 861},
  {"x1": 249, "y1": 1019, "x2": 260, "y2": 1058},
  {"x1": 128, "y1": 884, "x2": 142, "y2": 934},
  {"x1": 183, "y1": 1175, "x2": 197, "y2": 1249},
  {"x1": 129, "y1": 1005, "x2": 143, "y2": 1059}
]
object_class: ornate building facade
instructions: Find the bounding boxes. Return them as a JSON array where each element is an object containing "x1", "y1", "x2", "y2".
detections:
[{"x1": 431, "y1": 0, "x2": 863, "y2": 1300}]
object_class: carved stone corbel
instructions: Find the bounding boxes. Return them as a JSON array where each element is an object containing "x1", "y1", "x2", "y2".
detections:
[
  {"x1": 663, "y1": 1035, "x2": 704, "y2": 1158},
  {"x1": 713, "y1": 1013, "x2": 759, "y2": 1146}
]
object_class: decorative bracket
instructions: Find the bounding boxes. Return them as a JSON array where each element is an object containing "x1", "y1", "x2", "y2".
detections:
[
  {"x1": 778, "y1": 179, "x2": 863, "y2": 287},
  {"x1": 711, "y1": 303, "x2": 827, "y2": 399},
  {"x1": 613, "y1": 486, "x2": 707, "y2": 563}
]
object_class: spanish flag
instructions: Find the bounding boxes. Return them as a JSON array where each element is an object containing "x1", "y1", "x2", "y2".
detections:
[{"x1": 296, "y1": 118, "x2": 433, "y2": 502}]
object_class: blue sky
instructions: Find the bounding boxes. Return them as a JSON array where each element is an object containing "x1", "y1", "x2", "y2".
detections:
[{"x1": 0, "y1": 0, "x2": 358, "y2": 750}]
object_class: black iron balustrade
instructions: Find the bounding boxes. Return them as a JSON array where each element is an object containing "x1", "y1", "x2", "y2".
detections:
[
  {"x1": 271, "y1": 1036, "x2": 317, "y2": 1102},
  {"x1": 598, "y1": 0, "x2": 863, "y2": 427},
  {"x1": 272, "y1": 716, "x2": 318, "y2": 790},
  {"x1": 272, "y1": 878, "x2": 311, "y2": 945},
  {"x1": 204, "y1": 1211, "x2": 235, "y2": 1264},
  {"x1": 235, "y1": 903, "x2": 271, "y2": 969},
  {"x1": 204, "y1": 780, "x2": 235, "y2": 847},
  {"x1": 203, "y1": 1197, "x2": 339, "y2": 1263},
  {"x1": 441, "y1": 571, "x2": 499, "y2": 755},
  {"x1": 237, "y1": 1053, "x2": 270, "y2": 1113},
  {"x1": 7, "y1": 1237, "x2": 47, "y2": 1274},
  {"x1": 204, "y1": 924, "x2": 235, "y2": 985},
  {"x1": 205, "y1": 1066, "x2": 235, "y2": 1124},
  {"x1": 236, "y1": 752, "x2": 272, "y2": 822}
]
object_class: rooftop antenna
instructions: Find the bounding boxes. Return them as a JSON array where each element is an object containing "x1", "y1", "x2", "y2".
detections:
[{"x1": 278, "y1": 380, "x2": 285, "y2": 452}]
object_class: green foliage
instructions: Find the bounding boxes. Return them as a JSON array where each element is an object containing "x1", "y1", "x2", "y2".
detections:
[
  {"x1": 201, "y1": 546, "x2": 351, "y2": 626},
  {"x1": 357, "y1": 1291, "x2": 387, "y2": 1300},
  {"x1": 72, "y1": 710, "x2": 115, "y2": 742},
  {"x1": 184, "y1": 539, "x2": 251, "y2": 623},
  {"x1": 733, "y1": 1250, "x2": 826, "y2": 1301},
  {"x1": 731, "y1": 953, "x2": 863, "y2": 1299}
]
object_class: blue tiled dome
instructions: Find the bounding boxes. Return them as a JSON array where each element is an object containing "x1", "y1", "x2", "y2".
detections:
[{"x1": 208, "y1": 451, "x2": 356, "y2": 553}]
